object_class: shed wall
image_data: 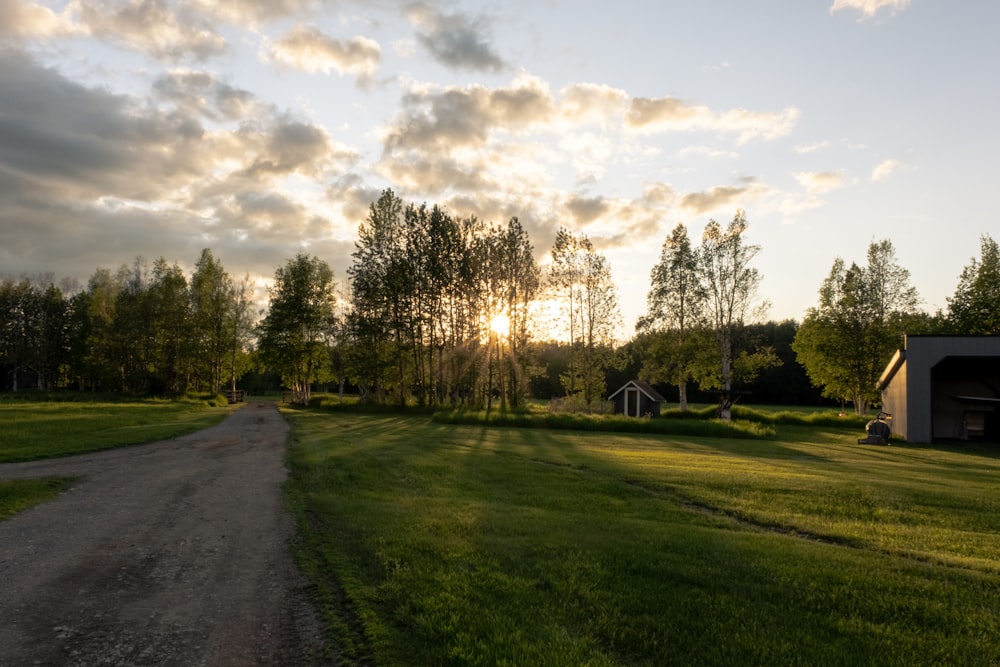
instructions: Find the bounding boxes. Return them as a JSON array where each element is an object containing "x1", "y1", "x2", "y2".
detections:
[
  {"x1": 882, "y1": 361, "x2": 908, "y2": 440},
  {"x1": 882, "y1": 336, "x2": 1000, "y2": 443}
]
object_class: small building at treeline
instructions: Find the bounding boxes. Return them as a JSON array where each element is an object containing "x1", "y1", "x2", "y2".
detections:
[{"x1": 609, "y1": 380, "x2": 667, "y2": 417}]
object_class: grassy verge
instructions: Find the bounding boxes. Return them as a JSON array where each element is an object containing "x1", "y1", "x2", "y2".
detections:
[
  {"x1": 0, "y1": 396, "x2": 237, "y2": 520},
  {"x1": 0, "y1": 477, "x2": 76, "y2": 521},
  {"x1": 431, "y1": 407, "x2": 778, "y2": 438},
  {"x1": 0, "y1": 395, "x2": 237, "y2": 463},
  {"x1": 284, "y1": 410, "x2": 1000, "y2": 665}
]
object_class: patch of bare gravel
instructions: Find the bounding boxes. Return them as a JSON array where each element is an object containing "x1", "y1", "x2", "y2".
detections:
[{"x1": 0, "y1": 402, "x2": 333, "y2": 666}]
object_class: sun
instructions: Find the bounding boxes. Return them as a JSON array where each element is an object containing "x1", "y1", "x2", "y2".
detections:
[{"x1": 489, "y1": 313, "x2": 510, "y2": 337}]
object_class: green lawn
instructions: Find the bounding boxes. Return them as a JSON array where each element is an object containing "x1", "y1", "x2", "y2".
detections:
[
  {"x1": 0, "y1": 397, "x2": 236, "y2": 518},
  {"x1": 0, "y1": 397, "x2": 236, "y2": 463},
  {"x1": 284, "y1": 410, "x2": 1000, "y2": 666}
]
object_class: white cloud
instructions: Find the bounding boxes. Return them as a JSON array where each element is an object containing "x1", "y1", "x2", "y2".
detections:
[
  {"x1": 0, "y1": 0, "x2": 76, "y2": 38},
  {"x1": 794, "y1": 140, "x2": 831, "y2": 154},
  {"x1": 71, "y1": 0, "x2": 228, "y2": 62},
  {"x1": 625, "y1": 96, "x2": 799, "y2": 143},
  {"x1": 263, "y1": 25, "x2": 381, "y2": 84},
  {"x1": 871, "y1": 159, "x2": 902, "y2": 181},
  {"x1": 830, "y1": 0, "x2": 911, "y2": 20},
  {"x1": 678, "y1": 145, "x2": 739, "y2": 160},
  {"x1": 795, "y1": 171, "x2": 844, "y2": 194}
]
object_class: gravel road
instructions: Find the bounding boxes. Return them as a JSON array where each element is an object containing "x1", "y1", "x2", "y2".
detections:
[{"x1": 0, "y1": 402, "x2": 332, "y2": 666}]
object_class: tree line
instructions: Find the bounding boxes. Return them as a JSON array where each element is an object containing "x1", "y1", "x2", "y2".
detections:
[
  {"x1": 1, "y1": 250, "x2": 253, "y2": 395},
  {"x1": 3, "y1": 190, "x2": 998, "y2": 415},
  {"x1": 256, "y1": 190, "x2": 620, "y2": 409}
]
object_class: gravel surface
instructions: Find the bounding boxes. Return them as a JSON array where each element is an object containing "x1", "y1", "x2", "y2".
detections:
[{"x1": 0, "y1": 402, "x2": 333, "y2": 666}]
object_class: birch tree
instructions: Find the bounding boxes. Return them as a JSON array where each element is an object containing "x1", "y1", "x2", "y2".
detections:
[{"x1": 699, "y1": 211, "x2": 775, "y2": 419}]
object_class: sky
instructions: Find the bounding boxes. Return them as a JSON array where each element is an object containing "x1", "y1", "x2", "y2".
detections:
[{"x1": 2, "y1": 0, "x2": 998, "y2": 338}]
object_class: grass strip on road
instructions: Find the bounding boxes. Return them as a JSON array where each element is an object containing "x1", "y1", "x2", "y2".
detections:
[
  {"x1": 284, "y1": 410, "x2": 1000, "y2": 666},
  {"x1": 0, "y1": 397, "x2": 237, "y2": 520},
  {"x1": 0, "y1": 477, "x2": 76, "y2": 521}
]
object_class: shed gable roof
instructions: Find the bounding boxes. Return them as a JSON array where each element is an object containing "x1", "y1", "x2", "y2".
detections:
[{"x1": 608, "y1": 380, "x2": 666, "y2": 403}]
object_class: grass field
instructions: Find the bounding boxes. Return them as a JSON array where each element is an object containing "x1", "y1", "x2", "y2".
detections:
[
  {"x1": 0, "y1": 396, "x2": 237, "y2": 517},
  {"x1": 0, "y1": 396, "x2": 236, "y2": 464},
  {"x1": 283, "y1": 409, "x2": 1000, "y2": 666}
]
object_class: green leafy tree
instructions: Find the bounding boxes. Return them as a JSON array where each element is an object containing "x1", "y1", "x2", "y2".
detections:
[
  {"x1": 0, "y1": 278, "x2": 69, "y2": 391},
  {"x1": 946, "y1": 235, "x2": 1000, "y2": 334},
  {"x1": 148, "y1": 258, "x2": 191, "y2": 393},
  {"x1": 258, "y1": 254, "x2": 338, "y2": 405},
  {"x1": 698, "y1": 211, "x2": 777, "y2": 418},
  {"x1": 74, "y1": 268, "x2": 120, "y2": 391},
  {"x1": 347, "y1": 188, "x2": 408, "y2": 404},
  {"x1": 793, "y1": 239, "x2": 922, "y2": 414},
  {"x1": 112, "y1": 258, "x2": 152, "y2": 393},
  {"x1": 190, "y1": 249, "x2": 233, "y2": 394},
  {"x1": 638, "y1": 222, "x2": 709, "y2": 411},
  {"x1": 225, "y1": 273, "x2": 255, "y2": 395}
]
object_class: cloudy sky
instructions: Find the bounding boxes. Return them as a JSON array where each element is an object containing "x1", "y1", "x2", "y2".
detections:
[{"x1": 2, "y1": 0, "x2": 997, "y2": 336}]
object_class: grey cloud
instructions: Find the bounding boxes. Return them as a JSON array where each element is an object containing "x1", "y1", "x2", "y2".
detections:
[
  {"x1": 153, "y1": 71, "x2": 258, "y2": 121},
  {"x1": 567, "y1": 195, "x2": 610, "y2": 226},
  {"x1": 385, "y1": 79, "x2": 553, "y2": 152},
  {"x1": 324, "y1": 175, "x2": 395, "y2": 230},
  {"x1": 379, "y1": 153, "x2": 491, "y2": 195},
  {"x1": 407, "y1": 3, "x2": 506, "y2": 72},
  {"x1": 0, "y1": 48, "x2": 350, "y2": 288},
  {"x1": 0, "y1": 50, "x2": 209, "y2": 201}
]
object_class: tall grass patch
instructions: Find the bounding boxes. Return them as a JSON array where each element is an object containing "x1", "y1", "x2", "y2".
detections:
[{"x1": 284, "y1": 412, "x2": 1000, "y2": 665}]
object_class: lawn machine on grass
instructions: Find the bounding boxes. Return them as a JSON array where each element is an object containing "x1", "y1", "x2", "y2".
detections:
[{"x1": 859, "y1": 411, "x2": 892, "y2": 445}]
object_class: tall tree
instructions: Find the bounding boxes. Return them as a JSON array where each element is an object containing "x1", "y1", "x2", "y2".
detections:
[
  {"x1": 225, "y1": 273, "x2": 255, "y2": 395},
  {"x1": 946, "y1": 234, "x2": 1000, "y2": 334},
  {"x1": 638, "y1": 222, "x2": 708, "y2": 411},
  {"x1": 76, "y1": 267, "x2": 120, "y2": 391},
  {"x1": 113, "y1": 258, "x2": 151, "y2": 393},
  {"x1": 495, "y1": 217, "x2": 541, "y2": 408},
  {"x1": 347, "y1": 188, "x2": 408, "y2": 404},
  {"x1": 793, "y1": 239, "x2": 922, "y2": 414},
  {"x1": 548, "y1": 228, "x2": 584, "y2": 396},
  {"x1": 190, "y1": 249, "x2": 232, "y2": 394},
  {"x1": 148, "y1": 258, "x2": 190, "y2": 394},
  {"x1": 698, "y1": 210, "x2": 775, "y2": 418},
  {"x1": 257, "y1": 254, "x2": 338, "y2": 405},
  {"x1": 548, "y1": 228, "x2": 622, "y2": 407}
]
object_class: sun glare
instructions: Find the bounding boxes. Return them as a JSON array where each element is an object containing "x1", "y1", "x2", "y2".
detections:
[{"x1": 489, "y1": 313, "x2": 510, "y2": 337}]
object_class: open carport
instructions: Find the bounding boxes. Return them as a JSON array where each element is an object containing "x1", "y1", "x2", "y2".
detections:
[{"x1": 879, "y1": 335, "x2": 1000, "y2": 443}]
